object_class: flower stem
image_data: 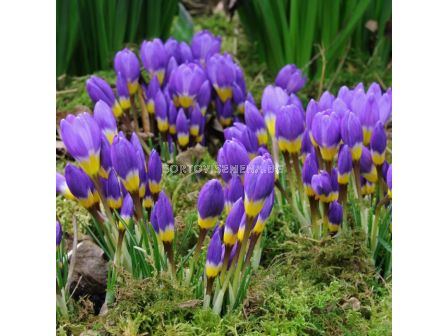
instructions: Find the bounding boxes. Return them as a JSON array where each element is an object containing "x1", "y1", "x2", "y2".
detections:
[{"x1": 185, "y1": 228, "x2": 207, "y2": 284}]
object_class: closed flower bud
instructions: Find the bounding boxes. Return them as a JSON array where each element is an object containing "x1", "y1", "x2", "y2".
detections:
[
  {"x1": 60, "y1": 113, "x2": 101, "y2": 177},
  {"x1": 370, "y1": 121, "x2": 387, "y2": 165},
  {"x1": 56, "y1": 172, "x2": 75, "y2": 200},
  {"x1": 99, "y1": 135, "x2": 112, "y2": 179},
  {"x1": 140, "y1": 38, "x2": 168, "y2": 85},
  {"x1": 337, "y1": 85, "x2": 353, "y2": 108},
  {"x1": 56, "y1": 220, "x2": 63, "y2": 246},
  {"x1": 232, "y1": 82, "x2": 246, "y2": 114},
  {"x1": 168, "y1": 100, "x2": 178, "y2": 135},
  {"x1": 245, "y1": 101, "x2": 268, "y2": 146},
  {"x1": 261, "y1": 85, "x2": 289, "y2": 136},
  {"x1": 114, "y1": 48, "x2": 140, "y2": 95},
  {"x1": 116, "y1": 72, "x2": 131, "y2": 110},
  {"x1": 207, "y1": 53, "x2": 236, "y2": 102},
  {"x1": 337, "y1": 145, "x2": 352, "y2": 185},
  {"x1": 106, "y1": 169, "x2": 122, "y2": 209},
  {"x1": 86, "y1": 76, "x2": 122, "y2": 118},
  {"x1": 64, "y1": 164, "x2": 99, "y2": 208},
  {"x1": 253, "y1": 191, "x2": 275, "y2": 234},
  {"x1": 217, "y1": 148, "x2": 231, "y2": 183},
  {"x1": 145, "y1": 76, "x2": 160, "y2": 115},
  {"x1": 130, "y1": 133, "x2": 147, "y2": 198},
  {"x1": 111, "y1": 135, "x2": 140, "y2": 193},
  {"x1": 215, "y1": 98, "x2": 234, "y2": 127},
  {"x1": 164, "y1": 38, "x2": 181, "y2": 63},
  {"x1": 147, "y1": 149, "x2": 163, "y2": 195},
  {"x1": 153, "y1": 192, "x2": 175, "y2": 242},
  {"x1": 223, "y1": 139, "x2": 250, "y2": 177},
  {"x1": 169, "y1": 63, "x2": 206, "y2": 109},
  {"x1": 311, "y1": 112, "x2": 341, "y2": 162},
  {"x1": 176, "y1": 108, "x2": 190, "y2": 148},
  {"x1": 120, "y1": 193, "x2": 134, "y2": 229},
  {"x1": 311, "y1": 169, "x2": 339, "y2": 203},
  {"x1": 197, "y1": 80, "x2": 211, "y2": 115},
  {"x1": 361, "y1": 176, "x2": 376, "y2": 195},
  {"x1": 317, "y1": 91, "x2": 335, "y2": 112},
  {"x1": 387, "y1": 165, "x2": 392, "y2": 199},
  {"x1": 191, "y1": 30, "x2": 221, "y2": 64},
  {"x1": 189, "y1": 104, "x2": 203, "y2": 137},
  {"x1": 93, "y1": 100, "x2": 117, "y2": 144},
  {"x1": 275, "y1": 64, "x2": 306, "y2": 94},
  {"x1": 379, "y1": 89, "x2": 392, "y2": 124},
  {"x1": 359, "y1": 94, "x2": 380, "y2": 145},
  {"x1": 360, "y1": 146, "x2": 378, "y2": 183},
  {"x1": 205, "y1": 229, "x2": 223, "y2": 278},
  {"x1": 276, "y1": 104, "x2": 305, "y2": 154},
  {"x1": 224, "y1": 175, "x2": 244, "y2": 214},
  {"x1": 143, "y1": 187, "x2": 154, "y2": 209},
  {"x1": 224, "y1": 197, "x2": 245, "y2": 246},
  {"x1": 154, "y1": 90, "x2": 168, "y2": 133},
  {"x1": 328, "y1": 201, "x2": 343, "y2": 235},
  {"x1": 341, "y1": 111, "x2": 363, "y2": 160},
  {"x1": 302, "y1": 153, "x2": 319, "y2": 197},
  {"x1": 197, "y1": 179, "x2": 224, "y2": 229}
]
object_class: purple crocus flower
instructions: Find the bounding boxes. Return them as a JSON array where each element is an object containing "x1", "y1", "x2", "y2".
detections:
[
  {"x1": 253, "y1": 191, "x2": 275, "y2": 234},
  {"x1": 191, "y1": 30, "x2": 221, "y2": 64},
  {"x1": 207, "y1": 53, "x2": 236, "y2": 102},
  {"x1": 243, "y1": 154, "x2": 275, "y2": 217},
  {"x1": 361, "y1": 176, "x2": 376, "y2": 196},
  {"x1": 300, "y1": 130, "x2": 314, "y2": 161},
  {"x1": 276, "y1": 104, "x2": 305, "y2": 154},
  {"x1": 189, "y1": 104, "x2": 203, "y2": 137},
  {"x1": 232, "y1": 82, "x2": 246, "y2": 114},
  {"x1": 99, "y1": 135, "x2": 112, "y2": 179},
  {"x1": 60, "y1": 113, "x2": 101, "y2": 177},
  {"x1": 217, "y1": 148, "x2": 231, "y2": 183},
  {"x1": 379, "y1": 89, "x2": 392, "y2": 124},
  {"x1": 370, "y1": 121, "x2": 387, "y2": 165},
  {"x1": 116, "y1": 72, "x2": 131, "y2": 111},
  {"x1": 287, "y1": 93, "x2": 305, "y2": 113},
  {"x1": 106, "y1": 169, "x2": 122, "y2": 209},
  {"x1": 197, "y1": 80, "x2": 211, "y2": 115},
  {"x1": 245, "y1": 101, "x2": 268, "y2": 146},
  {"x1": 317, "y1": 91, "x2": 335, "y2": 112},
  {"x1": 275, "y1": 64, "x2": 306, "y2": 94},
  {"x1": 205, "y1": 229, "x2": 223, "y2": 278},
  {"x1": 224, "y1": 175, "x2": 244, "y2": 214},
  {"x1": 197, "y1": 179, "x2": 225, "y2": 229},
  {"x1": 145, "y1": 76, "x2": 160, "y2": 115},
  {"x1": 153, "y1": 191, "x2": 175, "y2": 242},
  {"x1": 367, "y1": 82, "x2": 382, "y2": 100},
  {"x1": 337, "y1": 85, "x2": 353, "y2": 108},
  {"x1": 164, "y1": 38, "x2": 181, "y2": 63},
  {"x1": 216, "y1": 98, "x2": 234, "y2": 126},
  {"x1": 120, "y1": 192, "x2": 134, "y2": 227},
  {"x1": 311, "y1": 112, "x2": 341, "y2": 162},
  {"x1": 176, "y1": 108, "x2": 190, "y2": 148},
  {"x1": 223, "y1": 139, "x2": 250, "y2": 178},
  {"x1": 169, "y1": 63, "x2": 207, "y2": 109},
  {"x1": 387, "y1": 165, "x2": 392, "y2": 199},
  {"x1": 239, "y1": 127, "x2": 259, "y2": 159},
  {"x1": 359, "y1": 94, "x2": 380, "y2": 145},
  {"x1": 110, "y1": 134, "x2": 140, "y2": 193},
  {"x1": 147, "y1": 149, "x2": 163, "y2": 196},
  {"x1": 64, "y1": 164, "x2": 99, "y2": 208},
  {"x1": 341, "y1": 111, "x2": 363, "y2": 161},
  {"x1": 56, "y1": 172, "x2": 75, "y2": 200},
  {"x1": 93, "y1": 100, "x2": 117, "y2": 144},
  {"x1": 305, "y1": 99, "x2": 318, "y2": 131},
  {"x1": 143, "y1": 187, "x2": 154, "y2": 209},
  {"x1": 261, "y1": 85, "x2": 289, "y2": 136},
  {"x1": 302, "y1": 153, "x2": 319, "y2": 197},
  {"x1": 360, "y1": 146, "x2": 378, "y2": 183},
  {"x1": 154, "y1": 90, "x2": 169, "y2": 134},
  {"x1": 311, "y1": 170, "x2": 338, "y2": 203},
  {"x1": 140, "y1": 38, "x2": 168, "y2": 85},
  {"x1": 56, "y1": 220, "x2": 62, "y2": 246},
  {"x1": 328, "y1": 201, "x2": 343, "y2": 235},
  {"x1": 337, "y1": 145, "x2": 352, "y2": 185},
  {"x1": 130, "y1": 133, "x2": 147, "y2": 197},
  {"x1": 382, "y1": 160, "x2": 390, "y2": 183},
  {"x1": 168, "y1": 100, "x2": 178, "y2": 135},
  {"x1": 114, "y1": 48, "x2": 140, "y2": 95},
  {"x1": 179, "y1": 41, "x2": 193, "y2": 63},
  {"x1": 223, "y1": 197, "x2": 245, "y2": 246},
  {"x1": 86, "y1": 75, "x2": 122, "y2": 118}
]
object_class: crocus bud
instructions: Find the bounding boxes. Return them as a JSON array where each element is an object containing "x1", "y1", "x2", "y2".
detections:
[
  {"x1": 275, "y1": 64, "x2": 306, "y2": 94},
  {"x1": 317, "y1": 91, "x2": 335, "y2": 111},
  {"x1": 147, "y1": 149, "x2": 163, "y2": 195},
  {"x1": 245, "y1": 101, "x2": 268, "y2": 146},
  {"x1": 111, "y1": 135, "x2": 140, "y2": 193},
  {"x1": 153, "y1": 192, "x2": 175, "y2": 242},
  {"x1": 305, "y1": 99, "x2": 318, "y2": 131},
  {"x1": 205, "y1": 229, "x2": 223, "y2": 278},
  {"x1": 253, "y1": 191, "x2": 275, "y2": 234},
  {"x1": 311, "y1": 170, "x2": 338, "y2": 203},
  {"x1": 60, "y1": 113, "x2": 101, "y2": 177},
  {"x1": 337, "y1": 145, "x2": 352, "y2": 185},
  {"x1": 179, "y1": 41, "x2": 193, "y2": 63},
  {"x1": 130, "y1": 133, "x2": 147, "y2": 198},
  {"x1": 207, "y1": 53, "x2": 236, "y2": 102},
  {"x1": 370, "y1": 121, "x2": 387, "y2": 165},
  {"x1": 154, "y1": 90, "x2": 168, "y2": 133},
  {"x1": 300, "y1": 130, "x2": 314, "y2": 161},
  {"x1": 217, "y1": 148, "x2": 231, "y2": 183},
  {"x1": 359, "y1": 94, "x2": 380, "y2": 145},
  {"x1": 340, "y1": 111, "x2": 363, "y2": 161},
  {"x1": 143, "y1": 187, "x2": 154, "y2": 209},
  {"x1": 337, "y1": 85, "x2": 353, "y2": 108},
  {"x1": 169, "y1": 63, "x2": 206, "y2": 109},
  {"x1": 387, "y1": 165, "x2": 392, "y2": 199},
  {"x1": 120, "y1": 193, "x2": 134, "y2": 229},
  {"x1": 93, "y1": 100, "x2": 117, "y2": 144},
  {"x1": 99, "y1": 135, "x2": 112, "y2": 179},
  {"x1": 86, "y1": 75, "x2": 122, "y2": 118},
  {"x1": 189, "y1": 104, "x2": 203, "y2": 137},
  {"x1": 197, "y1": 80, "x2": 211, "y2": 115},
  {"x1": 379, "y1": 89, "x2": 392, "y2": 124},
  {"x1": 168, "y1": 100, "x2": 177, "y2": 135},
  {"x1": 216, "y1": 98, "x2": 234, "y2": 127},
  {"x1": 197, "y1": 179, "x2": 225, "y2": 229},
  {"x1": 191, "y1": 30, "x2": 221, "y2": 64},
  {"x1": 140, "y1": 38, "x2": 168, "y2": 85},
  {"x1": 328, "y1": 201, "x2": 343, "y2": 235},
  {"x1": 276, "y1": 104, "x2": 305, "y2": 154},
  {"x1": 302, "y1": 153, "x2": 319, "y2": 197},
  {"x1": 64, "y1": 164, "x2": 99, "y2": 209},
  {"x1": 164, "y1": 38, "x2": 180, "y2": 63},
  {"x1": 224, "y1": 197, "x2": 245, "y2": 246},
  {"x1": 105, "y1": 169, "x2": 122, "y2": 209},
  {"x1": 311, "y1": 112, "x2": 341, "y2": 162},
  {"x1": 56, "y1": 172, "x2": 75, "y2": 200},
  {"x1": 176, "y1": 108, "x2": 190, "y2": 148},
  {"x1": 116, "y1": 72, "x2": 131, "y2": 110},
  {"x1": 223, "y1": 140, "x2": 250, "y2": 178},
  {"x1": 232, "y1": 82, "x2": 246, "y2": 114},
  {"x1": 244, "y1": 154, "x2": 275, "y2": 217},
  {"x1": 224, "y1": 175, "x2": 244, "y2": 214},
  {"x1": 360, "y1": 146, "x2": 378, "y2": 183},
  {"x1": 361, "y1": 177, "x2": 376, "y2": 195},
  {"x1": 145, "y1": 76, "x2": 160, "y2": 115},
  {"x1": 261, "y1": 85, "x2": 289, "y2": 136},
  {"x1": 56, "y1": 220, "x2": 62, "y2": 246},
  {"x1": 114, "y1": 48, "x2": 140, "y2": 95}
]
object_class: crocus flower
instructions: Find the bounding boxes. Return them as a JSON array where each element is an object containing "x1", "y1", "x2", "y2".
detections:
[
  {"x1": 153, "y1": 192, "x2": 175, "y2": 242},
  {"x1": 244, "y1": 154, "x2": 275, "y2": 217},
  {"x1": 205, "y1": 229, "x2": 223, "y2": 278},
  {"x1": 56, "y1": 220, "x2": 62, "y2": 246},
  {"x1": 239, "y1": 127, "x2": 259, "y2": 159},
  {"x1": 237, "y1": 213, "x2": 246, "y2": 242},
  {"x1": 311, "y1": 112, "x2": 341, "y2": 162},
  {"x1": 217, "y1": 148, "x2": 231, "y2": 183},
  {"x1": 223, "y1": 197, "x2": 245, "y2": 246},
  {"x1": 197, "y1": 179, "x2": 225, "y2": 229},
  {"x1": 207, "y1": 53, "x2": 236, "y2": 102},
  {"x1": 110, "y1": 135, "x2": 140, "y2": 193},
  {"x1": 179, "y1": 41, "x2": 193, "y2": 63},
  {"x1": 106, "y1": 169, "x2": 122, "y2": 209},
  {"x1": 147, "y1": 149, "x2": 163, "y2": 195},
  {"x1": 253, "y1": 191, "x2": 274, "y2": 234},
  {"x1": 197, "y1": 80, "x2": 211, "y2": 115},
  {"x1": 340, "y1": 111, "x2": 363, "y2": 161},
  {"x1": 223, "y1": 139, "x2": 250, "y2": 178},
  {"x1": 387, "y1": 165, "x2": 392, "y2": 199},
  {"x1": 169, "y1": 63, "x2": 207, "y2": 109},
  {"x1": 143, "y1": 187, "x2": 154, "y2": 209},
  {"x1": 145, "y1": 76, "x2": 160, "y2": 115},
  {"x1": 56, "y1": 172, "x2": 75, "y2": 200},
  {"x1": 232, "y1": 82, "x2": 246, "y2": 114},
  {"x1": 300, "y1": 130, "x2": 314, "y2": 161},
  {"x1": 317, "y1": 91, "x2": 335, "y2": 111},
  {"x1": 216, "y1": 98, "x2": 234, "y2": 126},
  {"x1": 164, "y1": 38, "x2": 181, "y2": 63},
  {"x1": 328, "y1": 201, "x2": 343, "y2": 235},
  {"x1": 120, "y1": 192, "x2": 134, "y2": 228},
  {"x1": 168, "y1": 100, "x2": 178, "y2": 135},
  {"x1": 64, "y1": 164, "x2": 99, "y2": 208},
  {"x1": 302, "y1": 153, "x2": 319, "y2": 197},
  {"x1": 176, "y1": 108, "x2": 190, "y2": 148},
  {"x1": 379, "y1": 89, "x2": 392, "y2": 124},
  {"x1": 93, "y1": 100, "x2": 117, "y2": 144},
  {"x1": 116, "y1": 72, "x2": 131, "y2": 111},
  {"x1": 86, "y1": 75, "x2": 122, "y2": 118},
  {"x1": 99, "y1": 135, "x2": 112, "y2": 179},
  {"x1": 359, "y1": 94, "x2": 380, "y2": 145},
  {"x1": 245, "y1": 101, "x2": 268, "y2": 146},
  {"x1": 275, "y1": 64, "x2": 306, "y2": 94},
  {"x1": 305, "y1": 99, "x2": 318, "y2": 131},
  {"x1": 154, "y1": 90, "x2": 169, "y2": 134},
  {"x1": 261, "y1": 85, "x2": 289, "y2": 136},
  {"x1": 276, "y1": 104, "x2": 305, "y2": 154},
  {"x1": 140, "y1": 38, "x2": 168, "y2": 85},
  {"x1": 114, "y1": 48, "x2": 140, "y2": 95},
  {"x1": 189, "y1": 104, "x2": 203, "y2": 137},
  {"x1": 60, "y1": 113, "x2": 101, "y2": 177},
  {"x1": 191, "y1": 30, "x2": 221, "y2": 64},
  {"x1": 337, "y1": 145, "x2": 352, "y2": 185},
  {"x1": 337, "y1": 85, "x2": 353, "y2": 108},
  {"x1": 130, "y1": 133, "x2": 147, "y2": 197},
  {"x1": 370, "y1": 121, "x2": 387, "y2": 165},
  {"x1": 224, "y1": 175, "x2": 244, "y2": 214},
  {"x1": 311, "y1": 170, "x2": 338, "y2": 203},
  {"x1": 360, "y1": 146, "x2": 378, "y2": 183},
  {"x1": 361, "y1": 177, "x2": 376, "y2": 195}
]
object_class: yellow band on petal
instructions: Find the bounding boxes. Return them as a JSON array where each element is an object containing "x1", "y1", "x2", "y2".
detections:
[
  {"x1": 244, "y1": 197, "x2": 265, "y2": 218},
  {"x1": 198, "y1": 215, "x2": 217, "y2": 229},
  {"x1": 79, "y1": 152, "x2": 100, "y2": 177}
]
